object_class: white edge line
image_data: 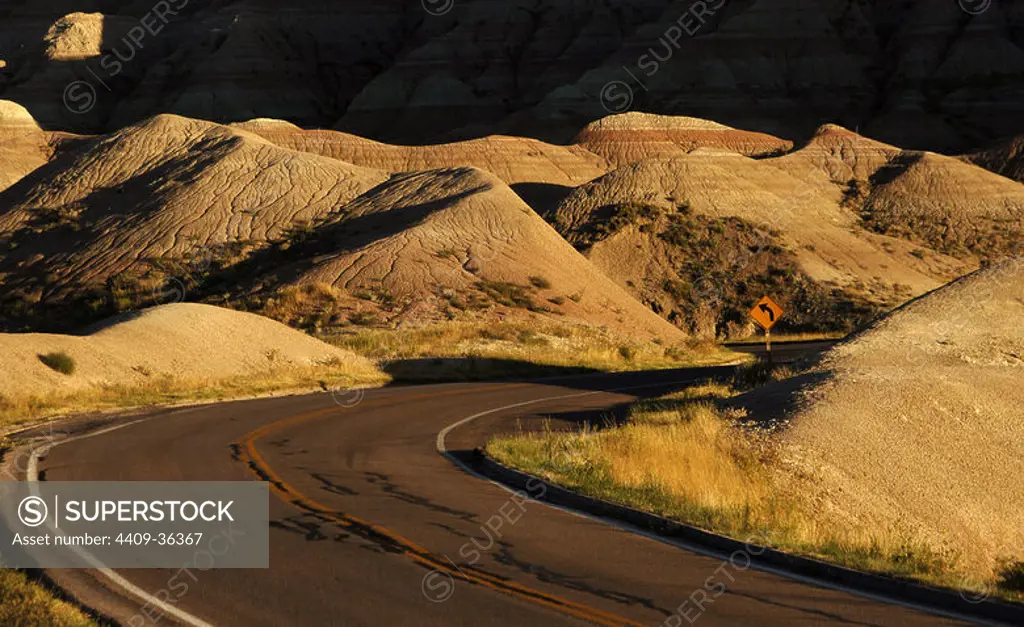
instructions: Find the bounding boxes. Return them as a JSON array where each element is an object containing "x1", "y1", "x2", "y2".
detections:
[
  {"x1": 25, "y1": 419, "x2": 215, "y2": 627},
  {"x1": 436, "y1": 382, "x2": 1005, "y2": 627}
]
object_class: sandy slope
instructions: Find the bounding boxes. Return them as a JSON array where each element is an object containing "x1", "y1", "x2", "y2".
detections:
[
  {"x1": 780, "y1": 260, "x2": 1024, "y2": 572},
  {"x1": 0, "y1": 303, "x2": 381, "y2": 398}
]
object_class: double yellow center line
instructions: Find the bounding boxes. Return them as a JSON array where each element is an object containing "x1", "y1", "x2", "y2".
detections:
[{"x1": 233, "y1": 384, "x2": 644, "y2": 626}]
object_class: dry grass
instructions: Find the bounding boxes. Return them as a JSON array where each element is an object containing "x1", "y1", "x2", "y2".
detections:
[
  {"x1": 487, "y1": 379, "x2": 1016, "y2": 598},
  {"x1": 0, "y1": 570, "x2": 95, "y2": 626},
  {"x1": 725, "y1": 331, "x2": 846, "y2": 344},
  {"x1": 329, "y1": 320, "x2": 741, "y2": 379},
  {"x1": 0, "y1": 363, "x2": 387, "y2": 426},
  {"x1": 601, "y1": 404, "x2": 767, "y2": 512},
  {"x1": 255, "y1": 282, "x2": 354, "y2": 331}
]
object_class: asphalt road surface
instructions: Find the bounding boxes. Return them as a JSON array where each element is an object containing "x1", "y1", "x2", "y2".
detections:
[{"x1": 28, "y1": 342, "x2": 976, "y2": 626}]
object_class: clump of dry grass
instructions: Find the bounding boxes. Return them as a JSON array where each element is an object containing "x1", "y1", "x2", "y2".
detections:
[
  {"x1": 0, "y1": 570, "x2": 95, "y2": 626},
  {"x1": 488, "y1": 379, "x2": 988, "y2": 595},
  {"x1": 256, "y1": 283, "x2": 352, "y2": 331},
  {"x1": 38, "y1": 351, "x2": 76, "y2": 375},
  {"x1": 601, "y1": 403, "x2": 767, "y2": 511}
]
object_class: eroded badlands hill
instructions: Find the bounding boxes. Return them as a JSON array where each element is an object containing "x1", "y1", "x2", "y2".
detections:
[
  {"x1": 256, "y1": 167, "x2": 686, "y2": 342},
  {"x1": 0, "y1": 114, "x2": 388, "y2": 326},
  {"x1": 2, "y1": 2, "x2": 1024, "y2": 153},
  {"x1": 234, "y1": 118, "x2": 608, "y2": 187},
  {"x1": 2, "y1": 110, "x2": 1020, "y2": 341},
  {"x1": 0, "y1": 113, "x2": 683, "y2": 341},
  {"x1": 546, "y1": 121, "x2": 1024, "y2": 336},
  {"x1": 573, "y1": 112, "x2": 793, "y2": 167},
  {"x1": 548, "y1": 147, "x2": 973, "y2": 337},
  {"x1": 963, "y1": 135, "x2": 1024, "y2": 184},
  {"x1": 234, "y1": 117, "x2": 610, "y2": 212},
  {"x1": 778, "y1": 125, "x2": 1024, "y2": 261},
  {"x1": 778, "y1": 260, "x2": 1024, "y2": 574}
]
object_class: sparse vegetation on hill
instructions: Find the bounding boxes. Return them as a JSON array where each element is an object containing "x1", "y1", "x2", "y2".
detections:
[
  {"x1": 858, "y1": 196, "x2": 1024, "y2": 263},
  {"x1": 553, "y1": 201, "x2": 889, "y2": 338},
  {"x1": 0, "y1": 361, "x2": 383, "y2": 426},
  {"x1": 0, "y1": 145, "x2": 684, "y2": 346},
  {"x1": 0, "y1": 114, "x2": 388, "y2": 332},
  {"x1": 787, "y1": 132, "x2": 1024, "y2": 265},
  {"x1": 547, "y1": 149, "x2": 970, "y2": 340}
]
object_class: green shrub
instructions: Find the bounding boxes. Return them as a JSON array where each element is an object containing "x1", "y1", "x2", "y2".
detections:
[{"x1": 38, "y1": 352, "x2": 76, "y2": 375}]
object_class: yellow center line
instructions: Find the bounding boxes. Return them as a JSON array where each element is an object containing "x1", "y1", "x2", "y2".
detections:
[{"x1": 233, "y1": 383, "x2": 645, "y2": 627}]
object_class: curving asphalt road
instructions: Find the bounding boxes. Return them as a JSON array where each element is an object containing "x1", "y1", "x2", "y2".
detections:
[{"x1": 24, "y1": 345, "x2": 981, "y2": 626}]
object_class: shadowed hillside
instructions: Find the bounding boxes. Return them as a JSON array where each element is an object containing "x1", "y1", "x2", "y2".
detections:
[{"x1": 1, "y1": 2, "x2": 1023, "y2": 153}]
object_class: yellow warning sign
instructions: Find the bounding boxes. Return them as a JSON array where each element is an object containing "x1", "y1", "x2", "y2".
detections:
[{"x1": 749, "y1": 296, "x2": 783, "y2": 330}]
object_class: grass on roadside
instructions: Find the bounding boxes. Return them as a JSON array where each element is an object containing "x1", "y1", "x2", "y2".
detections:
[
  {"x1": 328, "y1": 320, "x2": 742, "y2": 381},
  {"x1": 0, "y1": 363, "x2": 388, "y2": 427},
  {"x1": 487, "y1": 370, "x2": 1019, "y2": 601},
  {"x1": 0, "y1": 570, "x2": 96, "y2": 626},
  {"x1": 725, "y1": 331, "x2": 846, "y2": 344}
]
